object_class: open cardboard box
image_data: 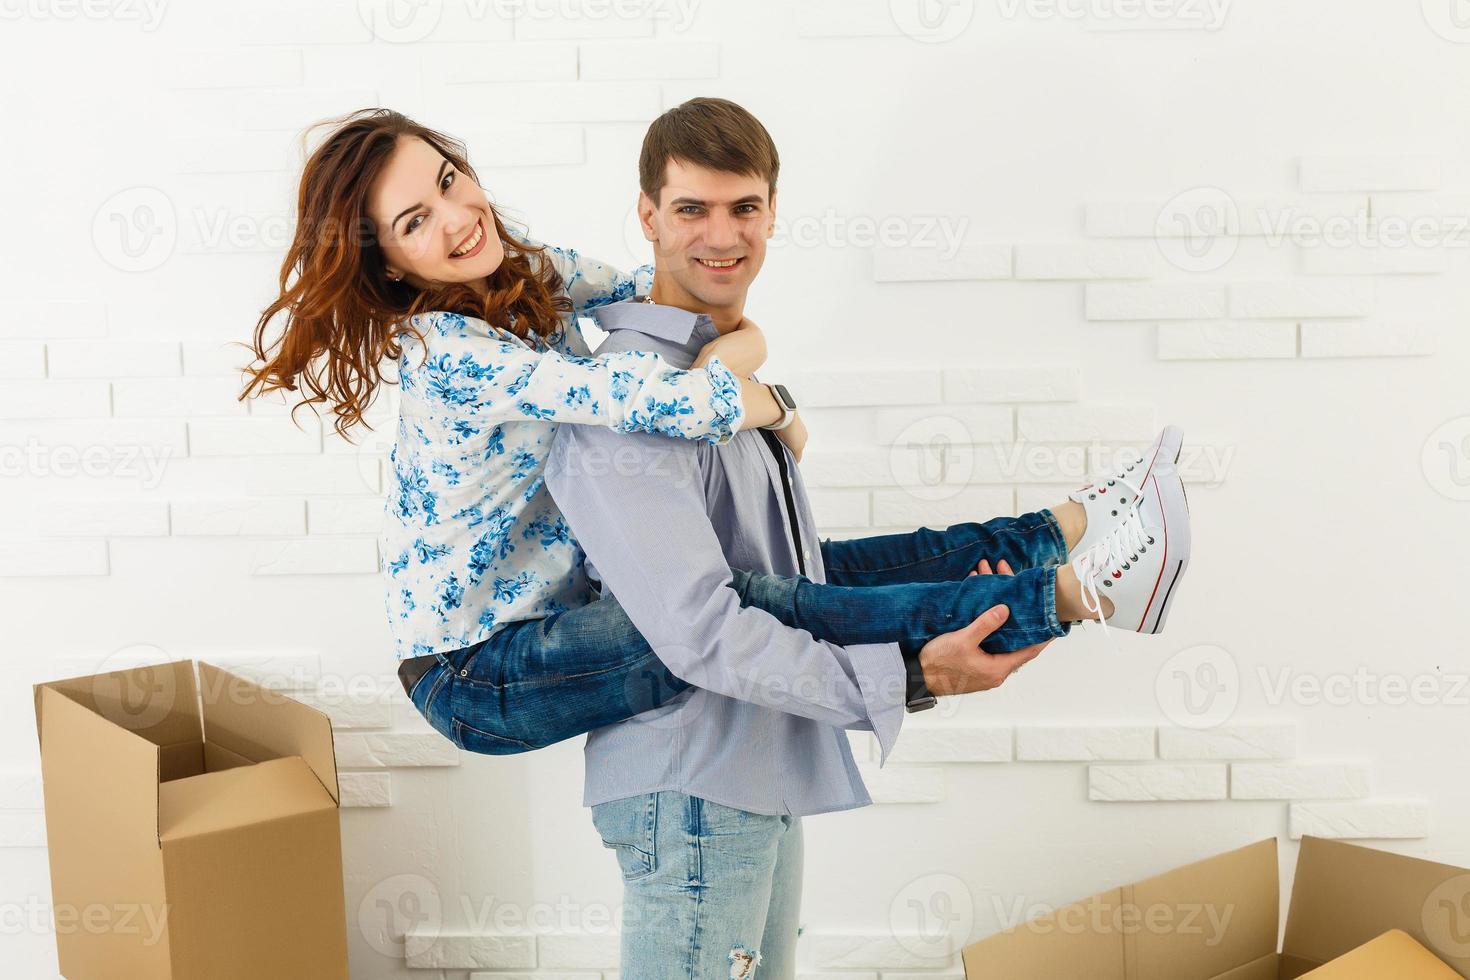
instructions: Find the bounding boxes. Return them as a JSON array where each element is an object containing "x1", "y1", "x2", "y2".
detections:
[
  {"x1": 34, "y1": 659, "x2": 349, "y2": 980},
  {"x1": 962, "y1": 835, "x2": 1470, "y2": 979}
]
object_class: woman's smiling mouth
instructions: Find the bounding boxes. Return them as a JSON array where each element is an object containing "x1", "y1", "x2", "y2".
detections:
[{"x1": 449, "y1": 218, "x2": 486, "y2": 259}]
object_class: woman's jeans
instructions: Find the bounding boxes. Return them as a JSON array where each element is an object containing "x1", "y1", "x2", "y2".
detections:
[{"x1": 407, "y1": 510, "x2": 1071, "y2": 755}]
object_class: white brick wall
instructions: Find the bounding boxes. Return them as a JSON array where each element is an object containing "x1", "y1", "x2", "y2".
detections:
[
  {"x1": 1016, "y1": 726, "x2": 1155, "y2": 761},
  {"x1": 1089, "y1": 764, "x2": 1229, "y2": 801}
]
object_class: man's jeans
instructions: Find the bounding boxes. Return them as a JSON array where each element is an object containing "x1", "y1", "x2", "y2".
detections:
[
  {"x1": 591, "y1": 790, "x2": 803, "y2": 979},
  {"x1": 407, "y1": 511, "x2": 1071, "y2": 754}
]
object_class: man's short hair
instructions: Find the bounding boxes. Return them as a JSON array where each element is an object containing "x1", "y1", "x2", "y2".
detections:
[{"x1": 639, "y1": 97, "x2": 780, "y2": 203}]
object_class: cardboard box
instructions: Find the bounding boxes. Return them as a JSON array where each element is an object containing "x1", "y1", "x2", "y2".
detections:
[
  {"x1": 1299, "y1": 929, "x2": 1462, "y2": 978},
  {"x1": 962, "y1": 836, "x2": 1470, "y2": 979},
  {"x1": 34, "y1": 659, "x2": 349, "y2": 980}
]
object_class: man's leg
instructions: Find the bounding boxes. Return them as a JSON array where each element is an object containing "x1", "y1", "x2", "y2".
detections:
[
  {"x1": 595, "y1": 791, "x2": 790, "y2": 979},
  {"x1": 754, "y1": 815, "x2": 803, "y2": 979},
  {"x1": 819, "y1": 508, "x2": 1072, "y2": 588}
]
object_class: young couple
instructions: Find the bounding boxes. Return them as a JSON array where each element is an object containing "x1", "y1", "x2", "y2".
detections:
[{"x1": 246, "y1": 98, "x2": 1192, "y2": 978}]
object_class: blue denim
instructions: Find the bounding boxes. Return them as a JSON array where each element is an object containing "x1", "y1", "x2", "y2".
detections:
[
  {"x1": 407, "y1": 511, "x2": 1071, "y2": 755},
  {"x1": 591, "y1": 790, "x2": 803, "y2": 979}
]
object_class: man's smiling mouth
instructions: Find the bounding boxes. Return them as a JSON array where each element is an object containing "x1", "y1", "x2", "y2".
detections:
[{"x1": 696, "y1": 257, "x2": 742, "y2": 269}]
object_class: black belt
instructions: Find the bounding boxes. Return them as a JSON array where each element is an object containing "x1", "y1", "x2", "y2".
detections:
[{"x1": 397, "y1": 653, "x2": 440, "y2": 700}]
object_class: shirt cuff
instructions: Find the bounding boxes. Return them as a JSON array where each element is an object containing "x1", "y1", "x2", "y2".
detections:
[{"x1": 847, "y1": 642, "x2": 907, "y2": 765}]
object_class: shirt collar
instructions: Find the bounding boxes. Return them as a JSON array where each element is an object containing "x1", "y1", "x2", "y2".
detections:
[{"x1": 590, "y1": 296, "x2": 720, "y2": 352}]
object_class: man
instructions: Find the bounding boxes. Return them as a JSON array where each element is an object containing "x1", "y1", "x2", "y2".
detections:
[{"x1": 543, "y1": 98, "x2": 1061, "y2": 978}]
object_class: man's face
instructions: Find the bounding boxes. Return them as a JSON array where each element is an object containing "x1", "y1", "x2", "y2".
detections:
[{"x1": 637, "y1": 158, "x2": 776, "y2": 311}]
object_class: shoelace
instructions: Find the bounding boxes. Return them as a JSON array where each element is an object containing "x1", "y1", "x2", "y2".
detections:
[
  {"x1": 1080, "y1": 457, "x2": 1148, "y2": 508},
  {"x1": 1074, "y1": 506, "x2": 1155, "y2": 641}
]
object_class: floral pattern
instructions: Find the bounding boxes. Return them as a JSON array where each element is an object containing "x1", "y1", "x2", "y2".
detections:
[{"x1": 383, "y1": 237, "x2": 745, "y2": 660}]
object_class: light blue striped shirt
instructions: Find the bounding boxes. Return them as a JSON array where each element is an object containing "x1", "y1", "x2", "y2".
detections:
[{"x1": 544, "y1": 299, "x2": 908, "y2": 818}]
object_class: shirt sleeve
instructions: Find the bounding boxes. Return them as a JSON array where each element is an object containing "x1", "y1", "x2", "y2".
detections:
[
  {"x1": 401, "y1": 311, "x2": 744, "y2": 445},
  {"x1": 506, "y1": 222, "x2": 655, "y2": 314},
  {"x1": 543, "y1": 422, "x2": 907, "y2": 756}
]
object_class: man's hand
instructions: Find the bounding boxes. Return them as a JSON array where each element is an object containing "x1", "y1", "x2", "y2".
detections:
[{"x1": 917, "y1": 605, "x2": 1051, "y2": 695}]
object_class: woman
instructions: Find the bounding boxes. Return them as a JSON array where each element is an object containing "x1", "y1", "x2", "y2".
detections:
[{"x1": 243, "y1": 108, "x2": 1178, "y2": 755}]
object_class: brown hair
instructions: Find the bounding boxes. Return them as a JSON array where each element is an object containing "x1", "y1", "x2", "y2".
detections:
[
  {"x1": 638, "y1": 97, "x2": 780, "y2": 203},
  {"x1": 241, "y1": 108, "x2": 571, "y2": 438}
]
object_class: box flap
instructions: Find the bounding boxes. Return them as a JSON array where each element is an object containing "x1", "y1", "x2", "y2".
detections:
[
  {"x1": 159, "y1": 755, "x2": 337, "y2": 842},
  {"x1": 1129, "y1": 838, "x2": 1279, "y2": 980},
  {"x1": 35, "y1": 659, "x2": 201, "y2": 751},
  {"x1": 1298, "y1": 929, "x2": 1462, "y2": 978},
  {"x1": 1284, "y1": 836, "x2": 1470, "y2": 978},
  {"x1": 196, "y1": 662, "x2": 340, "y2": 805},
  {"x1": 962, "y1": 888, "x2": 1129, "y2": 979}
]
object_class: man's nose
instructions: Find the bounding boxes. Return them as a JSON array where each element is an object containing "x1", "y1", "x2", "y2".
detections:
[{"x1": 704, "y1": 211, "x2": 740, "y2": 251}]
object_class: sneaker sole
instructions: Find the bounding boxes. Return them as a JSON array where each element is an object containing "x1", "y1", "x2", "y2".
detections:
[{"x1": 1138, "y1": 470, "x2": 1191, "y2": 634}]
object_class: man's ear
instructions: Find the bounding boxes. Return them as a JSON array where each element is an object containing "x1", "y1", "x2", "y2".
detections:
[
  {"x1": 765, "y1": 188, "x2": 778, "y2": 238},
  {"x1": 637, "y1": 191, "x2": 658, "y2": 243}
]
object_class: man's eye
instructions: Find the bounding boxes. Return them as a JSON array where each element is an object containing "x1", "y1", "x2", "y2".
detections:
[
  {"x1": 735, "y1": 205, "x2": 757, "y2": 214},
  {"x1": 678, "y1": 206, "x2": 701, "y2": 215}
]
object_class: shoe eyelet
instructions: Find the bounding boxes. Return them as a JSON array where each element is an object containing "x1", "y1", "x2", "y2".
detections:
[
  {"x1": 1139, "y1": 545, "x2": 1147, "y2": 553},
  {"x1": 1129, "y1": 554, "x2": 1138, "y2": 562},
  {"x1": 1103, "y1": 580, "x2": 1112, "y2": 587},
  {"x1": 1122, "y1": 563, "x2": 1130, "y2": 570},
  {"x1": 1089, "y1": 493, "x2": 1096, "y2": 500},
  {"x1": 1099, "y1": 488, "x2": 1107, "y2": 495},
  {"x1": 1110, "y1": 510, "x2": 1117, "y2": 517},
  {"x1": 1146, "y1": 536, "x2": 1155, "y2": 545}
]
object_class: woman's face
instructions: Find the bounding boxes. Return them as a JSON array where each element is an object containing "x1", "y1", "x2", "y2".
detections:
[{"x1": 370, "y1": 135, "x2": 505, "y2": 291}]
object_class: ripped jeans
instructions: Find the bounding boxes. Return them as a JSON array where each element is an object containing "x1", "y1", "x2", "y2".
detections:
[{"x1": 591, "y1": 790, "x2": 802, "y2": 979}]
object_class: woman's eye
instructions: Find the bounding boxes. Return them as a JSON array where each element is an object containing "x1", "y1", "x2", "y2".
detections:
[
  {"x1": 441, "y1": 171, "x2": 455, "y2": 191},
  {"x1": 406, "y1": 214, "x2": 424, "y2": 234}
]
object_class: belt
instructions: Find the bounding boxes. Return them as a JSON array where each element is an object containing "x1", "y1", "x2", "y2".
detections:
[{"x1": 397, "y1": 653, "x2": 440, "y2": 700}]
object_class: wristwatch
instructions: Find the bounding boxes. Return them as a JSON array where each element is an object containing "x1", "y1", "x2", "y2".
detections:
[
  {"x1": 760, "y1": 383, "x2": 797, "y2": 431},
  {"x1": 902, "y1": 643, "x2": 937, "y2": 713}
]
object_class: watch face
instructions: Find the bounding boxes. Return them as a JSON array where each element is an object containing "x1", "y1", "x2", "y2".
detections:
[{"x1": 771, "y1": 383, "x2": 796, "y2": 411}]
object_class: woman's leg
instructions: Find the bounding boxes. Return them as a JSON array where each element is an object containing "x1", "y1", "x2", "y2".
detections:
[
  {"x1": 820, "y1": 505, "x2": 1077, "y2": 587},
  {"x1": 729, "y1": 564, "x2": 1072, "y2": 656}
]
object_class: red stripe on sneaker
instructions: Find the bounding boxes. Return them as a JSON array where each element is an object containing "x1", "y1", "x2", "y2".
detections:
[{"x1": 1137, "y1": 474, "x2": 1170, "y2": 632}]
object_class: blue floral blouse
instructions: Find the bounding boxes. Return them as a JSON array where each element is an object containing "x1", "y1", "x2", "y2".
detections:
[{"x1": 382, "y1": 235, "x2": 745, "y2": 660}]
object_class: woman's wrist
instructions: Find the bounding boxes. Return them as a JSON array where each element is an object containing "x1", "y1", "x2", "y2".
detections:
[{"x1": 737, "y1": 378, "x2": 782, "y2": 429}]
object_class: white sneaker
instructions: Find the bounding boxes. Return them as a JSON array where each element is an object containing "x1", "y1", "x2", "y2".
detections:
[
  {"x1": 1068, "y1": 425, "x2": 1184, "y2": 558},
  {"x1": 1071, "y1": 466, "x2": 1191, "y2": 637}
]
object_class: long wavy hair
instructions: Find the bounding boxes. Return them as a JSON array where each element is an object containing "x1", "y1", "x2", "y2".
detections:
[{"x1": 241, "y1": 108, "x2": 572, "y2": 438}]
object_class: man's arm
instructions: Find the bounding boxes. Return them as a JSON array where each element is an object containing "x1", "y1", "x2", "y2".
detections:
[{"x1": 543, "y1": 422, "x2": 907, "y2": 758}]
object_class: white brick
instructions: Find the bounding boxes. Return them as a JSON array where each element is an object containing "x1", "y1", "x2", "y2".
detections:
[
  {"x1": 1289, "y1": 801, "x2": 1430, "y2": 839},
  {"x1": 1017, "y1": 726, "x2": 1155, "y2": 761},
  {"x1": 436, "y1": 82, "x2": 660, "y2": 123},
  {"x1": 430, "y1": 44, "x2": 576, "y2": 83},
  {"x1": 232, "y1": 89, "x2": 380, "y2": 133},
  {"x1": 579, "y1": 41, "x2": 719, "y2": 80},
  {"x1": 405, "y1": 930, "x2": 534, "y2": 969},
  {"x1": 0, "y1": 812, "x2": 47, "y2": 848},
  {"x1": 194, "y1": 652, "x2": 321, "y2": 690},
  {"x1": 0, "y1": 342, "x2": 45, "y2": 378},
  {"x1": 806, "y1": 931, "x2": 953, "y2": 970},
  {"x1": 873, "y1": 243, "x2": 1011, "y2": 282},
  {"x1": 248, "y1": 456, "x2": 380, "y2": 495},
  {"x1": 1299, "y1": 321, "x2": 1434, "y2": 358},
  {"x1": 190, "y1": 418, "x2": 322, "y2": 456},
  {"x1": 1, "y1": 302, "x2": 105, "y2": 340},
  {"x1": 0, "y1": 420, "x2": 187, "y2": 466},
  {"x1": 1235, "y1": 196, "x2": 1370, "y2": 237},
  {"x1": 182, "y1": 341, "x2": 250, "y2": 376},
  {"x1": 1157, "y1": 321, "x2": 1297, "y2": 360},
  {"x1": 339, "y1": 771, "x2": 391, "y2": 808},
  {"x1": 784, "y1": 369, "x2": 942, "y2": 408},
  {"x1": 289, "y1": 690, "x2": 392, "y2": 730},
  {"x1": 853, "y1": 762, "x2": 944, "y2": 803},
  {"x1": 0, "y1": 772, "x2": 43, "y2": 809},
  {"x1": 334, "y1": 732, "x2": 459, "y2": 768},
  {"x1": 888, "y1": 726, "x2": 1012, "y2": 763},
  {"x1": 468, "y1": 126, "x2": 585, "y2": 167},
  {"x1": 1300, "y1": 156, "x2": 1440, "y2": 193},
  {"x1": 1368, "y1": 194, "x2": 1470, "y2": 235},
  {"x1": 171, "y1": 498, "x2": 305, "y2": 536},
  {"x1": 872, "y1": 487, "x2": 1013, "y2": 528},
  {"x1": 113, "y1": 377, "x2": 250, "y2": 417},
  {"x1": 0, "y1": 380, "x2": 110, "y2": 419},
  {"x1": 1017, "y1": 486, "x2": 1065, "y2": 514},
  {"x1": 1086, "y1": 284, "x2": 1227, "y2": 321},
  {"x1": 308, "y1": 497, "x2": 387, "y2": 535},
  {"x1": 796, "y1": 0, "x2": 903, "y2": 36},
  {"x1": 807, "y1": 490, "x2": 870, "y2": 529},
  {"x1": 1089, "y1": 764, "x2": 1227, "y2": 801},
  {"x1": 0, "y1": 539, "x2": 109, "y2": 577},
  {"x1": 1014, "y1": 242, "x2": 1158, "y2": 279},
  {"x1": 1085, "y1": 201, "x2": 1178, "y2": 238},
  {"x1": 1231, "y1": 763, "x2": 1371, "y2": 800},
  {"x1": 1228, "y1": 279, "x2": 1374, "y2": 319},
  {"x1": 1158, "y1": 724, "x2": 1296, "y2": 760},
  {"x1": 47, "y1": 341, "x2": 179, "y2": 378},
  {"x1": 874, "y1": 405, "x2": 1012, "y2": 445},
  {"x1": 943, "y1": 366, "x2": 1081, "y2": 404},
  {"x1": 470, "y1": 974, "x2": 600, "y2": 980},
  {"x1": 1017, "y1": 405, "x2": 1156, "y2": 443},
  {"x1": 947, "y1": 443, "x2": 1090, "y2": 485},
  {"x1": 227, "y1": 4, "x2": 371, "y2": 43},
  {"x1": 32, "y1": 500, "x2": 170, "y2": 537},
  {"x1": 249, "y1": 538, "x2": 378, "y2": 575},
  {"x1": 1300, "y1": 242, "x2": 1449, "y2": 275},
  {"x1": 161, "y1": 48, "x2": 301, "y2": 88},
  {"x1": 800, "y1": 448, "x2": 941, "y2": 489},
  {"x1": 538, "y1": 932, "x2": 621, "y2": 968},
  {"x1": 514, "y1": 6, "x2": 654, "y2": 39},
  {"x1": 846, "y1": 731, "x2": 874, "y2": 762}
]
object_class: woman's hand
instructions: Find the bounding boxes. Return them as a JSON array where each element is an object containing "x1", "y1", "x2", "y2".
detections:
[
  {"x1": 693, "y1": 317, "x2": 767, "y2": 379},
  {"x1": 774, "y1": 413, "x2": 807, "y2": 463}
]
